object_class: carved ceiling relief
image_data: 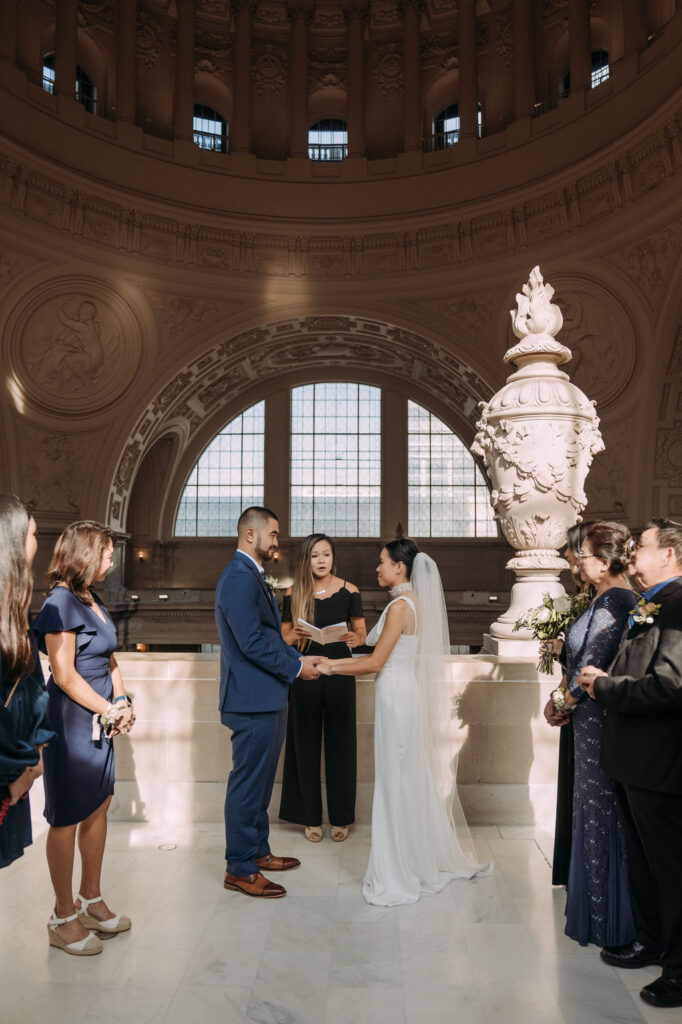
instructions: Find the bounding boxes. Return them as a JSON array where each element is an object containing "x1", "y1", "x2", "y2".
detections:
[
  {"x1": 372, "y1": 42, "x2": 404, "y2": 98},
  {"x1": 17, "y1": 422, "x2": 90, "y2": 517},
  {"x1": 137, "y1": 11, "x2": 162, "y2": 71},
  {"x1": 252, "y1": 42, "x2": 288, "y2": 96},
  {"x1": 494, "y1": 11, "x2": 514, "y2": 71},
  {"x1": 107, "y1": 315, "x2": 493, "y2": 529},
  {"x1": 147, "y1": 291, "x2": 245, "y2": 345},
  {"x1": 195, "y1": 32, "x2": 234, "y2": 75},
  {"x1": 557, "y1": 288, "x2": 636, "y2": 407},
  {"x1": 308, "y1": 48, "x2": 348, "y2": 89},
  {"x1": 604, "y1": 220, "x2": 682, "y2": 311},
  {"x1": 6, "y1": 280, "x2": 144, "y2": 417},
  {"x1": 421, "y1": 33, "x2": 459, "y2": 71},
  {"x1": 652, "y1": 327, "x2": 682, "y2": 519}
]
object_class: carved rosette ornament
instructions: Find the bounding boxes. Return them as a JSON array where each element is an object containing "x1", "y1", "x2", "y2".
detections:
[{"x1": 471, "y1": 266, "x2": 604, "y2": 645}]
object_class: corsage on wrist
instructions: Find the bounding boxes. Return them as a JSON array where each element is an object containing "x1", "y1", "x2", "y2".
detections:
[
  {"x1": 92, "y1": 703, "x2": 125, "y2": 741},
  {"x1": 550, "y1": 686, "x2": 573, "y2": 715}
]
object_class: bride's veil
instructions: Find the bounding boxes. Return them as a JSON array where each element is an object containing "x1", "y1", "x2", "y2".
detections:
[{"x1": 411, "y1": 552, "x2": 487, "y2": 869}]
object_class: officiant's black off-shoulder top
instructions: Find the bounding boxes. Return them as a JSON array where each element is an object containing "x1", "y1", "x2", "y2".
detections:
[{"x1": 281, "y1": 586, "x2": 364, "y2": 659}]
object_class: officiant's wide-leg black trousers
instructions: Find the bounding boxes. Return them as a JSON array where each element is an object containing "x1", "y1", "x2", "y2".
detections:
[{"x1": 280, "y1": 674, "x2": 356, "y2": 827}]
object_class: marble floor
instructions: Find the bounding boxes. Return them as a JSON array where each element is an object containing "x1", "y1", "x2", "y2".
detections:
[{"x1": 0, "y1": 822, "x2": 679, "y2": 1024}]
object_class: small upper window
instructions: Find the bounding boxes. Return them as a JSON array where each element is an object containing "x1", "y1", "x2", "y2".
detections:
[
  {"x1": 193, "y1": 104, "x2": 229, "y2": 153},
  {"x1": 560, "y1": 50, "x2": 610, "y2": 96},
  {"x1": 308, "y1": 119, "x2": 348, "y2": 161},
  {"x1": 42, "y1": 53, "x2": 55, "y2": 93},
  {"x1": 591, "y1": 49, "x2": 610, "y2": 88},
  {"x1": 43, "y1": 54, "x2": 98, "y2": 113},
  {"x1": 432, "y1": 103, "x2": 483, "y2": 148}
]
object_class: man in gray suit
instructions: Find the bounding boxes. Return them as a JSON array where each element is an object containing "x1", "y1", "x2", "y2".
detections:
[{"x1": 579, "y1": 519, "x2": 682, "y2": 1009}]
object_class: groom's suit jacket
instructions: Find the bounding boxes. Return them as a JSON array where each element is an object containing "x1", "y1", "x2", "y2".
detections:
[
  {"x1": 215, "y1": 550, "x2": 301, "y2": 714},
  {"x1": 594, "y1": 579, "x2": 682, "y2": 794}
]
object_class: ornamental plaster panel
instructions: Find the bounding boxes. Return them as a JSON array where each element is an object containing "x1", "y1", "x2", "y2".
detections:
[
  {"x1": 0, "y1": 248, "x2": 44, "y2": 287},
  {"x1": 603, "y1": 220, "x2": 682, "y2": 312},
  {"x1": 16, "y1": 421, "x2": 91, "y2": 518},
  {"x1": 5, "y1": 277, "x2": 144, "y2": 417},
  {"x1": 309, "y1": 48, "x2": 349, "y2": 89},
  {"x1": 137, "y1": 12, "x2": 163, "y2": 72},
  {"x1": 372, "y1": 42, "x2": 404, "y2": 97},
  {"x1": 147, "y1": 291, "x2": 246, "y2": 345},
  {"x1": 494, "y1": 11, "x2": 514, "y2": 70},
  {"x1": 106, "y1": 314, "x2": 493, "y2": 529},
  {"x1": 252, "y1": 42, "x2": 288, "y2": 96}
]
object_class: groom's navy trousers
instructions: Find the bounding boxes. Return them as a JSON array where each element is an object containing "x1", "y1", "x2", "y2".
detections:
[
  {"x1": 221, "y1": 708, "x2": 286, "y2": 875},
  {"x1": 215, "y1": 550, "x2": 301, "y2": 878}
]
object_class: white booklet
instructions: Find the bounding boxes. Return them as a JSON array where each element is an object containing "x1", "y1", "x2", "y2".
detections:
[{"x1": 297, "y1": 618, "x2": 348, "y2": 645}]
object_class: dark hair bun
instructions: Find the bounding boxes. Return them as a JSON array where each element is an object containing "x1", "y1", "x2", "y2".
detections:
[
  {"x1": 584, "y1": 521, "x2": 632, "y2": 575},
  {"x1": 384, "y1": 538, "x2": 420, "y2": 579}
]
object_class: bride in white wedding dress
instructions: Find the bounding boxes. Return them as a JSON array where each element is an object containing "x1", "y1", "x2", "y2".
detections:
[{"x1": 319, "y1": 539, "x2": 492, "y2": 906}]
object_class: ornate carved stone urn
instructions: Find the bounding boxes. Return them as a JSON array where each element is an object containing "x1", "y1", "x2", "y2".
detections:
[{"x1": 471, "y1": 266, "x2": 604, "y2": 647}]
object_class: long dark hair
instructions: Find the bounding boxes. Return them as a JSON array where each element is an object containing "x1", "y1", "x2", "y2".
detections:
[
  {"x1": 0, "y1": 495, "x2": 34, "y2": 683},
  {"x1": 384, "y1": 538, "x2": 420, "y2": 579},
  {"x1": 290, "y1": 533, "x2": 337, "y2": 652},
  {"x1": 45, "y1": 520, "x2": 116, "y2": 606}
]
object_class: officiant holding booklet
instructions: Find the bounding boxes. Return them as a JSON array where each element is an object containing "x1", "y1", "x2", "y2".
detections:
[{"x1": 280, "y1": 534, "x2": 366, "y2": 842}]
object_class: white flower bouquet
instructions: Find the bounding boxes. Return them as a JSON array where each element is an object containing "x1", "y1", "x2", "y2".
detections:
[{"x1": 514, "y1": 590, "x2": 593, "y2": 674}]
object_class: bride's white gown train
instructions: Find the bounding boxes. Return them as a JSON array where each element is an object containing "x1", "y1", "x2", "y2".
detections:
[{"x1": 362, "y1": 595, "x2": 492, "y2": 907}]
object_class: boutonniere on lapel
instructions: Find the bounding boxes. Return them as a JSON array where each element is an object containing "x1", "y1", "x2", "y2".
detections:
[
  {"x1": 264, "y1": 574, "x2": 283, "y2": 595},
  {"x1": 631, "y1": 598, "x2": 662, "y2": 626}
]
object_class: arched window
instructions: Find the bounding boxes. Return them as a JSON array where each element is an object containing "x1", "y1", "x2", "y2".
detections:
[
  {"x1": 560, "y1": 50, "x2": 610, "y2": 97},
  {"x1": 432, "y1": 103, "x2": 483, "y2": 149},
  {"x1": 175, "y1": 400, "x2": 265, "y2": 536},
  {"x1": 308, "y1": 119, "x2": 348, "y2": 161},
  {"x1": 193, "y1": 104, "x2": 229, "y2": 153},
  {"x1": 291, "y1": 383, "x2": 381, "y2": 536},
  {"x1": 42, "y1": 54, "x2": 98, "y2": 113},
  {"x1": 407, "y1": 400, "x2": 496, "y2": 537}
]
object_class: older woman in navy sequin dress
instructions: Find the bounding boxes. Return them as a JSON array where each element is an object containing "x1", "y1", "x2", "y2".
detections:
[{"x1": 546, "y1": 521, "x2": 637, "y2": 948}]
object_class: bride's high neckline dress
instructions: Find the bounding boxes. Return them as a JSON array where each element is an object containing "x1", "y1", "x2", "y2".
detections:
[{"x1": 363, "y1": 594, "x2": 491, "y2": 907}]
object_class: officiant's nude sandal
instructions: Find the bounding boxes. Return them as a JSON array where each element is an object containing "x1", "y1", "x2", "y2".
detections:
[
  {"x1": 76, "y1": 894, "x2": 131, "y2": 936},
  {"x1": 331, "y1": 826, "x2": 349, "y2": 842},
  {"x1": 305, "y1": 826, "x2": 324, "y2": 842},
  {"x1": 47, "y1": 911, "x2": 103, "y2": 956}
]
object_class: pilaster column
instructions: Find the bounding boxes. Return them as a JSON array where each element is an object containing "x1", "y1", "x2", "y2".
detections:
[
  {"x1": 514, "y1": 0, "x2": 535, "y2": 117},
  {"x1": 174, "y1": 0, "x2": 195, "y2": 139},
  {"x1": 230, "y1": 0, "x2": 254, "y2": 152},
  {"x1": 568, "y1": 0, "x2": 591, "y2": 92},
  {"x1": 287, "y1": 0, "x2": 314, "y2": 158},
  {"x1": 115, "y1": 0, "x2": 137, "y2": 121},
  {"x1": 458, "y1": 0, "x2": 478, "y2": 137},
  {"x1": 0, "y1": 0, "x2": 17, "y2": 63},
  {"x1": 55, "y1": 0, "x2": 78, "y2": 96},
  {"x1": 401, "y1": 0, "x2": 422, "y2": 151},
  {"x1": 622, "y1": 0, "x2": 646, "y2": 54},
  {"x1": 344, "y1": 1, "x2": 368, "y2": 157}
]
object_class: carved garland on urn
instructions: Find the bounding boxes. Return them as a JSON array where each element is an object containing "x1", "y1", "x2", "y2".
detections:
[
  {"x1": 106, "y1": 315, "x2": 493, "y2": 530},
  {"x1": 472, "y1": 267, "x2": 604, "y2": 642}
]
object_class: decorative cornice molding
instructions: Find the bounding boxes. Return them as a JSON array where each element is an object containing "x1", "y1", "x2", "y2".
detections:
[{"x1": 0, "y1": 110, "x2": 679, "y2": 282}]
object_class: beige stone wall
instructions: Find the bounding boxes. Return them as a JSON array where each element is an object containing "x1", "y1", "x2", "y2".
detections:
[{"x1": 82, "y1": 653, "x2": 562, "y2": 827}]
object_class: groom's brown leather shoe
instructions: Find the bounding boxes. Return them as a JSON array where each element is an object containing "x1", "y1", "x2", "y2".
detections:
[
  {"x1": 256, "y1": 854, "x2": 301, "y2": 871},
  {"x1": 223, "y1": 871, "x2": 286, "y2": 898}
]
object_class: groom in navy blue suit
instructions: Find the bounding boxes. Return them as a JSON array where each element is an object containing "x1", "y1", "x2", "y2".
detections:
[{"x1": 215, "y1": 506, "x2": 322, "y2": 898}]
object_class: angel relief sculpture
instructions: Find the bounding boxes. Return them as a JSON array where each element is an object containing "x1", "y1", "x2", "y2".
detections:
[{"x1": 29, "y1": 298, "x2": 117, "y2": 395}]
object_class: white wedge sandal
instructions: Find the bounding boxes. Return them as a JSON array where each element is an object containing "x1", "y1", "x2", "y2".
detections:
[
  {"x1": 47, "y1": 911, "x2": 103, "y2": 956},
  {"x1": 76, "y1": 894, "x2": 131, "y2": 936}
]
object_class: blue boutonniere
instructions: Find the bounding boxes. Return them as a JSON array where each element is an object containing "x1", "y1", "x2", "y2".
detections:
[{"x1": 631, "y1": 597, "x2": 662, "y2": 626}]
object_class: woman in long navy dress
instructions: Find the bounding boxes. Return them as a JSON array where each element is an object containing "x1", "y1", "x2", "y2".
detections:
[
  {"x1": 555, "y1": 521, "x2": 637, "y2": 947},
  {"x1": 33, "y1": 521, "x2": 135, "y2": 956},
  {"x1": 279, "y1": 534, "x2": 366, "y2": 842},
  {"x1": 0, "y1": 495, "x2": 54, "y2": 869}
]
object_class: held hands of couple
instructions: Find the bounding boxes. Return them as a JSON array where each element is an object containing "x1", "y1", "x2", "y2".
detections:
[
  {"x1": 577, "y1": 665, "x2": 608, "y2": 699},
  {"x1": 299, "y1": 655, "x2": 324, "y2": 679}
]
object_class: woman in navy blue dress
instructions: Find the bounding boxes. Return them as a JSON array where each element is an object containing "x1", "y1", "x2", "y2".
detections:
[
  {"x1": 0, "y1": 495, "x2": 54, "y2": 869},
  {"x1": 33, "y1": 521, "x2": 135, "y2": 956},
  {"x1": 552, "y1": 521, "x2": 637, "y2": 948}
]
